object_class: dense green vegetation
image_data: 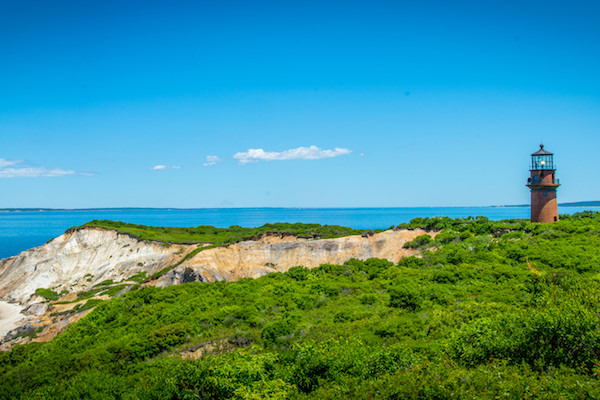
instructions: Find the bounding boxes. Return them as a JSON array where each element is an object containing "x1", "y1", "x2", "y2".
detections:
[
  {"x1": 3, "y1": 212, "x2": 600, "y2": 398},
  {"x1": 74, "y1": 220, "x2": 366, "y2": 245}
]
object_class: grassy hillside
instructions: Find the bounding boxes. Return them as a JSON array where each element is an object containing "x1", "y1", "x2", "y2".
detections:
[
  {"x1": 3, "y1": 212, "x2": 600, "y2": 399},
  {"x1": 73, "y1": 220, "x2": 367, "y2": 245}
]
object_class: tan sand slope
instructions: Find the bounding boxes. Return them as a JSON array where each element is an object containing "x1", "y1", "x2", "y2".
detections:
[{"x1": 0, "y1": 301, "x2": 25, "y2": 339}]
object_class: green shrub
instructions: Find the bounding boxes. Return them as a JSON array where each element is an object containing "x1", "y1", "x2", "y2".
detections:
[
  {"x1": 261, "y1": 320, "x2": 295, "y2": 345},
  {"x1": 358, "y1": 293, "x2": 378, "y2": 305},
  {"x1": 286, "y1": 266, "x2": 311, "y2": 281},
  {"x1": 104, "y1": 284, "x2": 129, "y2": 297},
  {"x1": 352, "y1": 258, "x2": 394, "y2": 279},
  {"x1": 292, "y1": 294, "x2": 314, "y2": 310},
  {"x1": 72, "y1": 298, "x2": 105, "y2": 313},
  {"x1": 374, "y1": 321, "x2": 397, "y2": 338},
  {"x1": 397, "y1": 256, "x2": 427, "y2": 269},
  {"x1": 76, "y1": 287, "x2": 105, "y2": 300},
  {"x1": 435, "y1": 230, "x2": 461, "y2": 244},
  {"x1": 450, "y1": 290, "x2": 600, "y2": 371},
  {"x1": 459, "y1": 230, "x2": 472, "y2": 240},
  {"x1": 284, "y1": 341, "x2": 331, "y2": 393},
  {"x1": 94, "y1": 279, "x2": 115, "y2": 287},
  {"x1": 388, "y1": 284, "x2": 422, "y2": 311},
  {"x1": 35, "y1": 288, "x2": 59, "y2": 301},
  {"x1": 403, "y1": 234, "x2": 433, "y2": 249},
  {"x1": 128, "y1": 271, "x2": 147, "y2": 283},
  {"x1": 127, "y1": 323, "x2": 191, "y2": 360},
  {"x1": 333, "y1": 309, "x2": 358, "y2": 323}
]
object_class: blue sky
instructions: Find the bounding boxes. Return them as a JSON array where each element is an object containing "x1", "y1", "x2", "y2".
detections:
[{"x1": 1, "y1": 0, "x2": 599, "y2": 208}]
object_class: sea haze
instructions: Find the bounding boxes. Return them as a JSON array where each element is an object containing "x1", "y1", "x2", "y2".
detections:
[{"x1": 1, "y1": 207, "x2": 599, "y2": 260}]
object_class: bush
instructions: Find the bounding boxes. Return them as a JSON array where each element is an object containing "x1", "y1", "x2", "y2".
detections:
[
  {"x1": 333, "y1": 309, "x2": 359, "y2": 323},
  {"x1": 262, "y1": 320, "x2": 294, "y2": 345},
  {"x1": 435, "y1": 230, "x2": 461, "y2": 244},
  {"x1": 94, "y1": 279, "x2": 115, "y2": 287},
  {"x1": 358, "y1": 293, "x2": 378, "y2": 305},
  {"x1": 35, "y1": 288, "x2": 59, "y2": 301},
  {"x1": 450, "y1": 290, "x2": 600, "y2": 371},
  {"x1": 403, "y1": 234, "x2": 433, "y2": 249},
  {"x1": 127, "y1": 323, "x2": 191, "y2": 360},
  {"x1": 397, "y1": 256, "x2": 427, "y2": 269},
  {"x1": 388, "y1": 285, "x2": 422, "y2": 311},
  {"x1": 72, "y1": 298, "x2": 105, "y2": 313},
  {"x1": 286, "y1": 266, "x2": 311, "y2": 281}
]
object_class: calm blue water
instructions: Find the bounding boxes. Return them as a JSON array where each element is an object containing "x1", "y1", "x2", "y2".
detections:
[{"x1": 1, "y1": 207, "x2": 598, "y2": 260}]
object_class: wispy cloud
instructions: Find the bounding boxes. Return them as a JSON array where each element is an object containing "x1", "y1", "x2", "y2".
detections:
[
  {"x1": 233, "y1": 146, "x2": 352, "y2": 165},
  {"x1": 152, "y1": 165, "x2": 181, "y2": 170},
  {"x1": 0, "y1": 159, "x2": 89, "y2": 178},
  {"x1": 203, "y1": 155, "x2": 221, "y2": 167},
  {"x1": 0, "y1": 159, "x2": 21, "y2": 169}
]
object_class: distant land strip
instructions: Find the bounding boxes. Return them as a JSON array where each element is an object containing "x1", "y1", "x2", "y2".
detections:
[
  {"x1": 2, "y1": 202, "x2": 600, "y2": 212},
  {"x1": 558, "y1": 201, "x2": 600, "y2": 207},
  {"x1": 498, "y1": 201, "x2": 600, "y2": 208}
]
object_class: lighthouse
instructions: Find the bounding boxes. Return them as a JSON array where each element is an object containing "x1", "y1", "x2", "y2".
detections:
[{"x1": 526, "y1": 144, "x2": 560, "y2": 223}]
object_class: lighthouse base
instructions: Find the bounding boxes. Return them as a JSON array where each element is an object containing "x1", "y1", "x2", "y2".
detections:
[{"x1": 530, "y1": 189, "x2": 559, "y2": 223}]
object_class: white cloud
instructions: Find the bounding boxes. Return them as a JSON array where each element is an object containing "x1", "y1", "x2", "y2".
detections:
[
  {"x1": 0, "y1": 167, "x2": 77, "y2": 178},
  {"x1": 203, "y1": 155, "x2": 221, "y2": 167},
  {"x1": 0, "y1": 159, "x2": 21, "y2": 169},
  {"x1": 152, "y1": 165, "x2": 181, "y2": 170},
  {"x1": 0, "y1": 159, "x2": 89, "y2": 178},
  {"x1": 233, "y1": 146, "x2": 352, "y2": 164}
]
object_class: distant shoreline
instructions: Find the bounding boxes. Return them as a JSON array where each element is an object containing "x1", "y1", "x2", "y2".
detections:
[
  {"x1": 1, "y1": 202, "x2": 600, "y2": 212},
  {"x1": 495, "y1": 201, "x2": 600, "y2": 208}
]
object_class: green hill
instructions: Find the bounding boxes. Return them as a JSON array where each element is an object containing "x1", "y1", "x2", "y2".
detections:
[
  {"x1": 2, "y1": 212, "x2": 600, "y2": 399},
  {"x1": 75, "y1": 219, "x2": 367, "y2": 244}
]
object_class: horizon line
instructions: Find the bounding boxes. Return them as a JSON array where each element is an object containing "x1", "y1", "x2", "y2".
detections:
[{"x1": 1, "y1": 202, "x2": 599, "y2": 212}]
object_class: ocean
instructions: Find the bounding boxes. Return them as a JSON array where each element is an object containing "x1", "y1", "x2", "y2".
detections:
[{"x1": 1, "y1": 206, "x2": 598, "y2": 260}]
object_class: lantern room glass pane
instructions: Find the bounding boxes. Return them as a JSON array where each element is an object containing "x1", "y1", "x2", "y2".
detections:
[{"x1": 531, "y1": 154, "x2": 554, "y2": 170}]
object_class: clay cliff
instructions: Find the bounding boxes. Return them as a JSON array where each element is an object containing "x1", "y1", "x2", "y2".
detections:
[
  {"x1": 154, "y1": 228, "x2": 432, "y2": 287},
  {"x1": 0, "y1": 227, "x2": 434, "y2": 304},
  {"x1": 0, "y1": 227, "x2": 195, "y2": 304},
  {"x1": 0, "y1": 226, "x2": 434, "y2": 349}
]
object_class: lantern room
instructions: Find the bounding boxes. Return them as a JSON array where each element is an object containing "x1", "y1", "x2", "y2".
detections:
[{"x1": 530, "y1": 144, "x2": 554, "y2": 171}]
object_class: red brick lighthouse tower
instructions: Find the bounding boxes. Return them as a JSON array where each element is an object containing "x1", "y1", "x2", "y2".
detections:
[{"x1": 527, "y1": 144, "x2": 560, "y2": 223}]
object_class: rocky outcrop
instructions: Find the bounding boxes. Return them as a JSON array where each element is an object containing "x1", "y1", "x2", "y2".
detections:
[
  {"x1": 154, "y1": 228, "x2": 433, "y2": 287},
  {"x1": 0, "y1": 227, "x2": 196, "y2": 304}
]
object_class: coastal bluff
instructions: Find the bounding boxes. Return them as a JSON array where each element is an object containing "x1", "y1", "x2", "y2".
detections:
[
  {"x1": 0, "y1": 226, "x2": 433, "y2": 347},
  {"x1": 0, "y1": 226, "x2": 432, "y2": 304},
  {"x1": 0, "y1": 227, "x2": 196, "y2": 304},
  {"x1": 154, "y1": 228, "x2": 431, "y2": 287}
]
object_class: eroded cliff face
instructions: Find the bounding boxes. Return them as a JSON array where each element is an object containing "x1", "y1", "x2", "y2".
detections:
[
  {"x1": 154, "y1": 228, "x2": 433, "y2": 287},
  {"x1": 0, "y1": 227, "x2": 195, "y2": 304},
  {"x1": 0, "y1": 227, "x2": 434, "y2": 349}
]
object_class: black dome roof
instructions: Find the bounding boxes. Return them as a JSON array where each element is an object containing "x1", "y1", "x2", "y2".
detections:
[{"x1": 531, "y1": 144, "x2": 553, "y2": 156}]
